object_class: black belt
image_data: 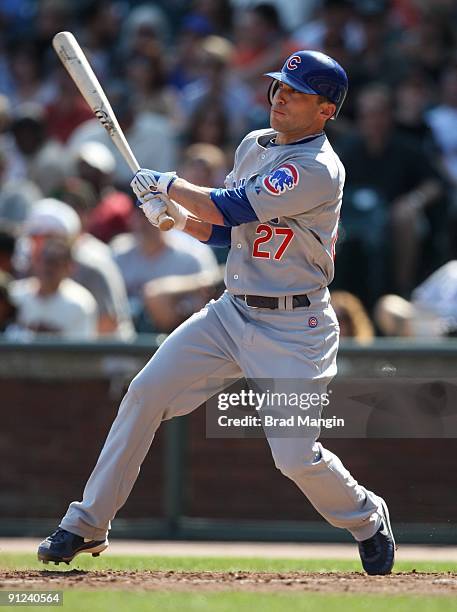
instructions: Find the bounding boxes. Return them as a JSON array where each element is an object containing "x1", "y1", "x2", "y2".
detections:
[{"x1": 234, "y1": 294, "x2": 310, "y2": 309}]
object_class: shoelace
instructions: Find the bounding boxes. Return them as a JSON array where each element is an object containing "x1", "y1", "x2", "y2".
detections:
[{"x1": 49, "y1": 529, "x2": 70, "y2": 543}]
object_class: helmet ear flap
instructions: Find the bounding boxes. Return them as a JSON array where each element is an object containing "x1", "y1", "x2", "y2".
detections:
[{"x1": 267, "y1": 80, "x2": 279, "y2": 105}]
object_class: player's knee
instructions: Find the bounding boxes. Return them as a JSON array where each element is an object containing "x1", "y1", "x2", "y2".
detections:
[
  {"x1": 272, "y1": 442, "x2": 319, "y2": 480},
  {"x1": 275, "y1": 459, "x2": 311, "y2": 481},
  {"x1": 127, "y1": 372, "x2": 169, "y2": 412},
  {"x1": 129, "y1": 368, "x2": 165, "y2": 399},
  {"x1": 128, "y1": 375, "x2": 148, "y2": 400}
]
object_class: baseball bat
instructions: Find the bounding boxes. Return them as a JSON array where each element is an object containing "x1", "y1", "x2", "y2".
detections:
[{"x1": 52, "y1": 31, "x2": 175, "y2": 231}]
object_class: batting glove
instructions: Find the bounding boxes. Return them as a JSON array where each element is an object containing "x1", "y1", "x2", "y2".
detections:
[
  {"x1": 137, "y1": 192, "x2": 168, "y2": 227},
  {"x1": 163, "y1": 197, "x2": 188, "y2": 231},
  {"x1": 131, "y1": 168, "x2": 177, "y2": 198}
]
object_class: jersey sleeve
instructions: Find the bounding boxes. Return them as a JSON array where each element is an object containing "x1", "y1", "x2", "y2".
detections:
[
  {"x1": 210, "y1": 186, "x2": 259, "y2": 226},
  {"x1": 201, "y1": 225, "x2": 232, "y2": 247},
  {"x1": 224, "y1": 169, "x2": 235, "y2": 189},
  {"x1": 244, "y1": 161, "x2": 337, "y2": 222}
]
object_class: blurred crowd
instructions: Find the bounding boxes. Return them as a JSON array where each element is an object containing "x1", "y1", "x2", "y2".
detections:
[{"x1": 1, "y1": 0, "x2": 457, "y2": 341}]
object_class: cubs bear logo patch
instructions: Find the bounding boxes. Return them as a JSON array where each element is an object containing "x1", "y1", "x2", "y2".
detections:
[{"x1": 262, "y1": 163, "x2": 299, "y2": 196}]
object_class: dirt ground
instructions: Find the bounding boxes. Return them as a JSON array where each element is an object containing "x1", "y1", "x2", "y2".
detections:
[{"x1": 1, "y1": 570, "x2": 457, "y2": 594}]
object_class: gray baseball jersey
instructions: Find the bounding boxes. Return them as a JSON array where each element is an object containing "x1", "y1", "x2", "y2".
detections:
[{"x1": 224, "y1": 129, "x2": 344, "y2": 296}]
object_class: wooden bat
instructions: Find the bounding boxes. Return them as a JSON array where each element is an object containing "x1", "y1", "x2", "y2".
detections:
[{"x1": 52, "y1": 31, "x2": 174, "y2": 231}]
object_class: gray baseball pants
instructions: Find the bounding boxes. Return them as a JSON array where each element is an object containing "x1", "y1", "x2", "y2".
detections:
[{"x1": 60, "y1": 291, "x2": 382, "y2": 542}]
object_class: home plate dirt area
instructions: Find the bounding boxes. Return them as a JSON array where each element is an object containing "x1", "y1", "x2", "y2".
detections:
[{"x1": 1, "y1": 570, "x2": 457, "y2": 594}]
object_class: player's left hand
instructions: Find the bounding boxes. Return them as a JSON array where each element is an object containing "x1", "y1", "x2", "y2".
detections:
[
  {"x1": 130, "y1": 168, "x2": 177, "y2": 198},
  {"x1": 137, "y1": 192, "x2": 168, "y2": 227}
]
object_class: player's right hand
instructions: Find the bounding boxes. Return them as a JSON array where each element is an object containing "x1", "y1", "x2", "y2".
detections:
[
  {"x1": 137, "y1": 192, "x2": 168, "y2": 227},
  {"x1": 138, "y1": 193, "x2": 188, "y2": 231}
]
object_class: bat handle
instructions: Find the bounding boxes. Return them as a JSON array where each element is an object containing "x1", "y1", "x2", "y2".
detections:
[{"x1": 157, "y1": 213, "x2": 175, "y2": 231}]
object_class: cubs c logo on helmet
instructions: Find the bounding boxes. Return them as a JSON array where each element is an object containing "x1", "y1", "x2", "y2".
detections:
[
  {"x1": 286, "y1": 55, "x2": 302, "y2": 70},
  {"x1": 263, "y1": 163, "x2": 300, "y2": 196}
]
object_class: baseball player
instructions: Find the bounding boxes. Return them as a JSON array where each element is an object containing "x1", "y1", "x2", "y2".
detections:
[{"x1": 38, "y1": 51, "x2": 395, "y2": 575}]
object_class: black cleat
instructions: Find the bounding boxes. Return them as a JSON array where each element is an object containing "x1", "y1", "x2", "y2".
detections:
[
  {"x1": 37, "y1": 528, "x2": 108, "y2": 565},
  {"x1": 358, "y1": 498, "x2": 396, "y2": 575}
]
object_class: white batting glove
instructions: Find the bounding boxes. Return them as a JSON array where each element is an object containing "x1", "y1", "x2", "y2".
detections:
[
  {"x1": 165, "y1": 197, "x2": 188, "y2": 231},
  {"x1": 131, "y1": 168, "x2": 177, "y2": 198},
  {"x1": 138, "y1": 192, "x2": 168, "y2": 227}
]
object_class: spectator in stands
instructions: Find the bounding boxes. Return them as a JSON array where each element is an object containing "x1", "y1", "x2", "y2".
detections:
[
  {"x1": 10, "y1": 104, "x2": 70, "y2": 196},
  {"x1": 75, "y1": 0, "x2": 123, "y2": 85},
  {"x1": 167, "y1": 13, "x2": 214, "y2": 91},
  {"x1": 0, "y1": 271, "x2": 17, "y2": 333},
  {"x1": 179, "y1": 35, "x2": 253, "y2": 146},
  {"x1": 120, "y1": 4, "x2": 170, "y2": 56},
  {"x1": 0, "y1": 225, "x2": 16, "y2": 275},
  {"x1": 124, "y1": 43, "x2": 178, "y2": 117},
  {"x1": 191, "y1": 0, "x2": 233, "y2": 38},
  {"x1": 32, "y1": 0, "x2": 73, "y2": 66},
  {"x1": 111, "y1": 205, "x2": 219, "y2": 329},
  {"x1": 0, "y1": 145, "x2": 41, "y2": 226},
  {"x1": 119, "y1": 4, "x2": 173, "y2": 118},
  {"x1": 294, "y1": 0, "x2": 355, "y2": 51},
  {"x1": 375, "y1": 260, "x2": 457, "y2": 338},
  {"x1": 25, "y1": 197, "x2": 134, "y2": 340},
  {"x1": 44, "y1": 65, "x2": 93, "y2": 144},
  {"x1": 0, "y1": 95, "x2": 22, "y2": 184},
  {"x1": 179, "y1": 143, "x2": 227, "y2": 189},
  {"x1": 394, "y1": 71, "x2": 437, "y2": 153},
  {"x1": 400, "y1": 8, "x2": 457, "y2": 84},
  {"x1": 231, "y1": 3, "x2": 298, "y2": 107},
  {"x1": 9, "y1": 237, "x2": 98, "y2": 339},
  {"x1": 68, "y1": 90, "x2": 177, "y2": 189},
  {"x1": 334, "y1": 84, "x2": 443, "y2": 305},
  {"x1": 177, "y1": 143, "x2": 229, "y2": 263},
  {"x1": 420, "y1": 57, "x2": 457, "y2": 259},
  {"x1": 348, "y1": 0, "x2": 408, "y2": 104},
  {"x1": 57, "y1": 177, "x2": 135, "y2": 339},
  {"x1": 143, "y1": 268, "x2": 224, "y2": 334},
  {"x1": 425, "y1": 64, "x2": 457, "y2": 190},
  {"x1": 73, "y1": 141, "x2": 132, "y2": 243},
  {"x1": 55, "y1": 176, "x2": 98, "y2": 245},
  {"x1": 7, "y1": 41, "x2": 56, "y2": 107},
  {"x1": 330, "y1": 290, "x2": 374, "y2": 342},
  {"x1": 0, "y1": 94, "x2": 11, "y2": 140},
  {"x1": 186, "y1": 101, "x2": 231, "y2": 153}
]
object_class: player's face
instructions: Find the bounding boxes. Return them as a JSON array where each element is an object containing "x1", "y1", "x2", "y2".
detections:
[{"x1": 270, "y1": 82, "x2": 334, "y2": 143}]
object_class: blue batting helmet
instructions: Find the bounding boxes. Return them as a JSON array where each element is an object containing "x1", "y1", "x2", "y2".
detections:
[{"x1": 265, "y1": 50, "x2": 348, "y2": 119}]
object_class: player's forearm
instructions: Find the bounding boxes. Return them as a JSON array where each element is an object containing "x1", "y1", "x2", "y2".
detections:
[
  {"x1": 169, "y1": 178, "x2": 224, "y2": 225},
  {"x1": 182, "y1": 217, "x2": 213, "y2": 242}
]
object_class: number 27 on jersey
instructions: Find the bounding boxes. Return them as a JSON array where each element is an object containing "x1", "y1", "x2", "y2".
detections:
[{"x1": 252, "y1": 224, "x2": 294, "y2": 261}]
